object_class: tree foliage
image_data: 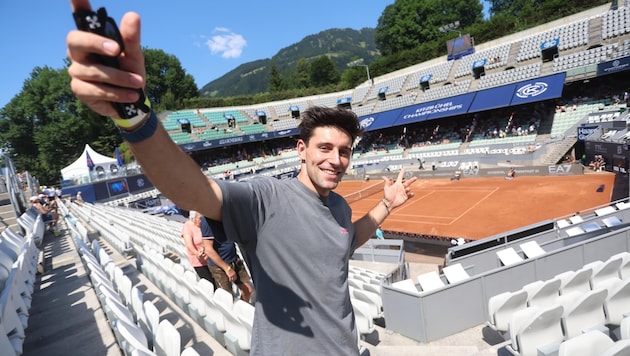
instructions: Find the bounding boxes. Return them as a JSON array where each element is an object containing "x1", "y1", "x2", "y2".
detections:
[
  {"x1": 375, "y1": 0, "x2": 483, "y2": 56},
  {"x1": 0, "y1": 48, "x2": 197, "y2": 185},
  {"x1": 309, "y1": 56, "x2": 340, "y2": 87},
  {"x1": 0, "y1": 66, "x2": 120, "y2": 184},
  {"x1": 143, "y1": 48, "x2": 198, "y2": 112},
  {"x1": 268, "y1": 61, "x2": 285, "y2": 93}
]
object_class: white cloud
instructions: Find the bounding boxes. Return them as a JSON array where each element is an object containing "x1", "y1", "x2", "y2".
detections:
[{"x1": 205, "y1": 27, "x2": 247, "y2": 59}]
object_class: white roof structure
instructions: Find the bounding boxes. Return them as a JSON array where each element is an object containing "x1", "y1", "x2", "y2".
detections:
[{"x1": 61, "y1": 144, "x2": 118, "y2": 180}]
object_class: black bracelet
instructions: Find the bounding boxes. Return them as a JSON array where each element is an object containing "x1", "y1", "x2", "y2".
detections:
[{"x1": 118, "y1": 110, "x2": 159, "y2": 143}]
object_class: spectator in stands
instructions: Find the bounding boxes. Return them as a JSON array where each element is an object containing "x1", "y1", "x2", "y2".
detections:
[
  {"x1": 201, "y1": 217, "x2": 253, "y2": 302},
  {"x1": 181, "y1": 211, "x2": 214, "y2": 283},
  {"x1": 30, "y1": 196, "x2": 59, "y2": 232},
  {"x1": 75, "y1": 191, "x2": 83, "y2": 204},
  {"x1": 589, "y1": 155, "x2": 606, "y2": 171},
  {"x1": 66, "y1": 6, "x2": 415, "y2": 353}
]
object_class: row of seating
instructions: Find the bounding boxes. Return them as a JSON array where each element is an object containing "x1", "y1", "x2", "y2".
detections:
[
  {"x1": 390, "y1": 262, "x2": 472, "y2": 294},
  {"x1": 69, "y1": 198, "x2": 258, "y2": 355},
  {"x1": 135, "y1": 245, "x2": 254, "y2": 356},
  {"x1": 0, "y1": 220, "x2": 41, "y2": 355},
  {"x1": 496, "y1": 240, "x2": 548, "y2": 267},
  {"x1": 556, "y1": 203, "x2": 628, "y2": 237},
  {"x1": 487, "y1": 252, "x2": 630, "y2": 356},
  {"x1": 71, "y1": 203, "x2": 186, "y2": 265},
  {"x1": 71, "y1": 226, "x2": 199, "y2": 356},
  {"x1": 348, "y1": 266, "x2": 386, "y2": 336},
  {"x1": 556, "y1": 329, "x2": 630, "y2": 356}
]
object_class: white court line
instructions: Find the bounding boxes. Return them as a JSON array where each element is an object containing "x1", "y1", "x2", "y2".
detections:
[{"x1": 447, "y1": 187, "x2": 500, "y2": 225}]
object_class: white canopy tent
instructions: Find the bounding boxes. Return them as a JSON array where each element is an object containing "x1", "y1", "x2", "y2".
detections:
[{"x1": 61, "y1": 144, "x2": 118, "y2": 181}]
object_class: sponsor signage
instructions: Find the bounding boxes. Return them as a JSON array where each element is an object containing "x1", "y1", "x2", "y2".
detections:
[
  {"x1": 547, "y1": 164, "x2": 574, "y2": 175},
  {"x1": 540, "y1": 38, "x2": 560, "y2": 50},
  {"x1": 393, "y1": 93, "x2": 475, "y2": 125},
  {"x1": 510, "y1": 72, "x2": 566, "y2": 106},
  {"x1": 472, "y1": 59, "x2": 487, "y2": 69},
  {"x1": 180, "y1": 130, "x2": 295, "y2": 152},
  {"x1": 359, "y1": 109, "x2": 403, "y2": 132},
  {"x1": 336, "y1": 97, "x2": 352, "y2": 105},
  {"x1": 578, "y1": 125, "x2": 599, "y2": 140},
  {"x1": 597, "y1": 56, "x2": 630, "y2": 76}
]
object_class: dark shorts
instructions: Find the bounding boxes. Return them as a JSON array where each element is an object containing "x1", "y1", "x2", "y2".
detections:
[
  {"x1": 208, "y1": 258, "x2": 250, "y2": 295},
  {"x1": 193, "y1": 266, "x2": 215, "y2": 284}
]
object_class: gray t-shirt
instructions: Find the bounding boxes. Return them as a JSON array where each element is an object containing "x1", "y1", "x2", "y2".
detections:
[{"x1": 216, "y1": 177, "x2": 359, "y2": 355}]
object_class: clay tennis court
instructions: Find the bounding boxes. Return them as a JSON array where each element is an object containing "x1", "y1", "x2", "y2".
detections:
[{"x1": 337, "y1": 172, "x2": 617, "y2": 240}]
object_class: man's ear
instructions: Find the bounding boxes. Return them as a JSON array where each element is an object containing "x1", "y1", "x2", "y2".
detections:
[{"x1": 297, "y1": 139, "x2": 306, "y2": 162}]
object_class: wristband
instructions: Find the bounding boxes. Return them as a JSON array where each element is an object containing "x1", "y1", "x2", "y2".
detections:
[
  {"x1": 118, "y1": 110, "x2": 159, "y2": 143},
  {"x1": 111, "y1": 94, "x2": 153, "y2": 129},
  {"x1": 381, "y1": 198, "x2": 391, "y2": 215}
]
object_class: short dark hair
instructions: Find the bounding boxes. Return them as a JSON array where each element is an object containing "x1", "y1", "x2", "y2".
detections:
[{"x1": 298, "y1": 106, "x2": 363, "y2": 145}]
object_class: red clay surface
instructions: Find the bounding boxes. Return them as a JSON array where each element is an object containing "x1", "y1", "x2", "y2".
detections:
[{"x1": 337, "y1": 173, "x2": 616, "y2": 240}]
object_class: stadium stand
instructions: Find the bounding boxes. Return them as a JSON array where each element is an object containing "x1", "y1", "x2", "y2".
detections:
[{"x1": 13, "y1": 3, "x2": 630, "y2": 355}]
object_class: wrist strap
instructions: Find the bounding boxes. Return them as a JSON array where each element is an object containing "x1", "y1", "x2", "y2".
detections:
[
  {"x1": 118, "y1": 110, "x2": 159, "y2": 143},
  {"x1": 381, "y1": 198, "x2": 391, "y2": 215}
]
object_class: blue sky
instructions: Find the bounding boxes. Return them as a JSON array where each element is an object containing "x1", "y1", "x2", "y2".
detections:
[{"x1": 0, "y1": 1, "x2": 491, "y2": 109}]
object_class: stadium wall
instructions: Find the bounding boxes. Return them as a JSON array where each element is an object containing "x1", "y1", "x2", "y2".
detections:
[{"x1": 381, "y1": 224, "x2": 630, "y2": 343}]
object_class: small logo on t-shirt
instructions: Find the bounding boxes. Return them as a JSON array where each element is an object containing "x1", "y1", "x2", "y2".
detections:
[{"x1": 340, "y1": 227, "x2": 349, "y2": 234}]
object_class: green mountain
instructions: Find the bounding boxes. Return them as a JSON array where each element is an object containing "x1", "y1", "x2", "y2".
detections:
[{"x1": 199, "y1": 27, "x2": 379, "y2": 98}]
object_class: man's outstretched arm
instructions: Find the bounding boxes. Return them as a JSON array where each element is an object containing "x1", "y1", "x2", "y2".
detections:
[{"x1": 67, "y1": 0, "x2": 222, "y2": 220}]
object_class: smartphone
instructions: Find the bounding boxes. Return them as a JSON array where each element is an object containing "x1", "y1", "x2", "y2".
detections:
[{"x1": 73, "y1": 7, "x2": 151, "y2": 123}]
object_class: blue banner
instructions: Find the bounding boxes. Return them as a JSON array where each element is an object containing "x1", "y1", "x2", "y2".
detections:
[
  {"x1": 180, "y1": 129, "x2": 298, "y2": 152},
  {"x1": 597, "y1": 56, "x2": 630, "y2": 76},
  {"x1": 274, "y1": 127, "x2": 299, "y2": 137},
  {"x1": 472, "y1": 59, "x2": 487, "y2": 69},
  {"x1": 419, "y1": 74, "x2": 433, "y2": 83},
  {"x1": 540, "y1": 38, "x2": 560, "y2": 50},
  {"x1": 337, "y1": 97, "x2": 352, "y2": 105},
  {"x1": 468, "y1": 84, "x2": 515, "y2": 113},
  {"x1": 509, "y1": 72, "x2": 566, "y2": 106},
  {"x1": 358, "y1": 109, "x2": 403, "y2": 132},
  {"x1": 393, "y1": 93, "x2": 475, "y2": 125}
]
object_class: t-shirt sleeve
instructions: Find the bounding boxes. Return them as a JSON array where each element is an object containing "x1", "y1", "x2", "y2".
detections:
[
  {"x1": 200, "y1": 217, "x2": 214, "y2": 240},
  {"x1": 180, "y1": 221, "x2": 191, "y2": 238},
  {"x1": 202, "y1": 217, "x2": 230, "y2": 243},
  {"x1": 215, "y1": 179, "x2": 265, "y2": 245}
]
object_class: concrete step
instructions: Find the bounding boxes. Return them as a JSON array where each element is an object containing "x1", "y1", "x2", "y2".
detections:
[
  {"x1": 0, "y1": 198, "x2": 19, "y2": 232},
  {"x1": 0, "y1": 191, "x2": 10, "y2": 206}
]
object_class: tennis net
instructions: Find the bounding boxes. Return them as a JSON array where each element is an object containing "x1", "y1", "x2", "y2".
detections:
[{"x1": 343, "y1": 180, "x2": 384, "y2": 204}]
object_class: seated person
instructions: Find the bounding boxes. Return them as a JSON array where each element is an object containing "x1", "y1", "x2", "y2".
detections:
[{"x1": 30, "y1": 196, "x2": 59, "y2": 230}]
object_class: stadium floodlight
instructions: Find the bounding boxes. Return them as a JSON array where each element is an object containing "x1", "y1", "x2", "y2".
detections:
[
  {"x1": 439, "y1": 21, "x2": 462, "y2": 37},
  {"x1": 346, "y1": 58, "x2": 372, "y2": 83}
]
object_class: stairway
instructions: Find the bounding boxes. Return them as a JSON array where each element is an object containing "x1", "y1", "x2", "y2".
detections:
[
  {"x1": 539, "y1": 136, "x2": 579, "y2": 165},
  {"x1": 0, "y1": 191, "x2": 19, "y2": 233}
]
